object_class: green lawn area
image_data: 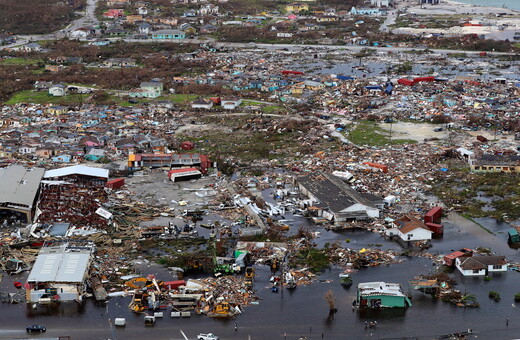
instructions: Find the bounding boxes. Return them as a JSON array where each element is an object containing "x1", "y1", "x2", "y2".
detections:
[
  {"x1": 348, "y1": 121, "x2": 416, "y2": 146},
  {"x1": 430, "y1": 164, "x2": 520, "y2": 222},
  {"x1": 514, "y1": 43, "x2": 520, "y2": 49},
  {"x1": 242, "y1": 100, "x2": 287, "y2": 113},
  {"x1": 0, "y1": 58, "x2": 43, "y2": 65},
  {"x1": 262, "y1": 105, "x2": 285, "y2": 113},
  {"x1": 4, "y1": 90, "x2": 88, "y2": 105},
  {"x1": 103, "y1": 93, "x2": 199, "y2": 107},
  {"x1": 161, "y1": 94, "x2": 198, "y2": 104}
]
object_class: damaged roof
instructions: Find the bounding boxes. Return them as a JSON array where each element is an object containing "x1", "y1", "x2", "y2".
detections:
[
  {"x1": 44, "y1": 165, "x2": 109, "y2": 179},
  {"x1": 296, "y1": 171, "x2": 382, "y2": 213},
  {"x1": 0, "y1": 165, "x2": 45, "y2": 209},
  {"x1": 27, "y1": 242, "x2": 94, "y2": 283}
]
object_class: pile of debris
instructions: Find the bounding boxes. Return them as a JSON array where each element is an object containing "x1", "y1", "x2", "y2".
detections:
[{"x1": 326, "y1": 243, "x2": 401, "y2": 269}]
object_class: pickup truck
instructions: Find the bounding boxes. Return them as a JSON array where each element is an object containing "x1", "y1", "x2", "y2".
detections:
[{"x1": 197, "y1": 334, "x2": 219, "y2": 340}]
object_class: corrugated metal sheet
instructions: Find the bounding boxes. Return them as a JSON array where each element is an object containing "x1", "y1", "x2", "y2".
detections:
[
  {"x1": 27, "y1": 243, "x2": 93, "y2": 283},
  {"x1": 0, "y1": 165, "x2": 45, "y2": 208}
]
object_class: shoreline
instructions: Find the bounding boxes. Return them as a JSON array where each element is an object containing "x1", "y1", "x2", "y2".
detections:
[
  {"x1": 403, "y1": 0, "x2": 520, "y2": 15},
  {"x1": 443, "y1": 0, "x2": 520, "y2": 13},
  {"x1": 395, "y1": 0, "x2": 520, "y2": 41}
]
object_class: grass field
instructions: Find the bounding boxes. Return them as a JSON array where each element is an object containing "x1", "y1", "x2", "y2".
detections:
[
  {"x1": 0, "y1": 58, "x2": 43, "y2": 65},
  {"x1": 348, "y1": 121, "x2": 416, "y2": 146},
  {"x1": 4, "y1": 90, "x2": 88, "y2": 105}
]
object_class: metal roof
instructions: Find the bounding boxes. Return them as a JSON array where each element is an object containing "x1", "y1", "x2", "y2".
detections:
[
  {"x1": 27, "y1": 242, "x2": 93, "y2": 283},
  {"x1": 0, "y1": 165, "x2": 45, "y2": 209},
  {"x1": 357, "y1": 281, "x2": 406, "y2": 297},
  {"x1": 44, "y1": 165, "x2": 109, "y2": 179}
]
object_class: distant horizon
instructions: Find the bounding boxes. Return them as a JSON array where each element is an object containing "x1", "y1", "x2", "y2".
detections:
[{"x1": 449, "y1": 0, "x2": 520, "y2": 11}]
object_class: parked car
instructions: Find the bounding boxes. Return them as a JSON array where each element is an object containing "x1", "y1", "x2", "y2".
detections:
[
  {"x1": 26, "y1": 325, "x2": 46, "y2": 333},
  {"x1": 433, "y1": 127, "x2": 443, "y2": 132},
  {"x1": 197, "y1": 333, "x2": 219, "y2": 340}
]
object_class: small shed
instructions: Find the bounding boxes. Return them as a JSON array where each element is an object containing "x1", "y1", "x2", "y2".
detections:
[{"x1": 508, "y1": 228, "x2": 520, "y2": 243}]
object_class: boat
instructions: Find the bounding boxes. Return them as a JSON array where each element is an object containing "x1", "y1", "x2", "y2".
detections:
[
  {"x1": 438, "y1": 329, "x2": 473, "y2": 339},
  {"x1": 340, "y1": 275, "x2": 353, "y2": 288}
]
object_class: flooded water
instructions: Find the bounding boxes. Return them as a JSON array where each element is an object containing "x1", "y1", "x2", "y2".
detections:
[
  {"x1": 294, "y1": 57, "x2": 520, "y2": 81},
  {"x1": 2, "y1": 179, "x2": 520, "y2": 339},
  {"x1": 3, "y1": 254, "x2": 520, "y2": 339}
]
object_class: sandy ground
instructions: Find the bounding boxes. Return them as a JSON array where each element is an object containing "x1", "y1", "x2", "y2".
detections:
[{"x1": 377, "y1": 121, "x2": 450, "y2": 141}]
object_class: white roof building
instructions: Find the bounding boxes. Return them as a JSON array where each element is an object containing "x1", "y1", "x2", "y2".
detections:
[
  {"x1": 44, "y1": 165, "x2": 109, "y2": 180},
  {"x1": 26, "y1": 241, "x2": 95, "y2": 302}
]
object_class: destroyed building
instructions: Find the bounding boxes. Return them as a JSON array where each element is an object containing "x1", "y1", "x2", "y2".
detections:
[
  {"x1": 37, "y1": 165, "x2": 110, "y2": 227},
  {"x1": 296, "y1": 172, "x2": 383, "y2": 222},
  {"x1": 26, "y1": 240, "x2": 95, "y2": 303},
  {"x1": 0, "y1": 165, "x2": 45, "y2": 223}
]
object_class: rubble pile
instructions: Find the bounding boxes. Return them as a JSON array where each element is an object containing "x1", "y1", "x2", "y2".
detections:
[{"x1": 326, "y1": 244, "x2": 401, "y2": 269}]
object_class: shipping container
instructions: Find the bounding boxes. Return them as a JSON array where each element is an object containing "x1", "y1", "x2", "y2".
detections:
[
  {"x1": 425, "y1": 222, "x2": 444, "y2": 235},
  {"x1": 398, "y1": 78, "x2": 414, "y2": 86},
  {"x1": 362, "y1": 162, "x2": 388, "y2": 173},
  {"x1": 476, "y1": 135, "x2": 488, "y2": 143},
  {"x1": 424, "y1": 206, "x2": 442, "y2": 224},
  {"x1": 163, "y1": 280, "x2": 186, "y2": 290},
  {"x1": 413, "y1": 76, "x2": 435, "y2": 83},
  {"x1": 105, "y1": 178, "x2": 125, "y2": 189}
]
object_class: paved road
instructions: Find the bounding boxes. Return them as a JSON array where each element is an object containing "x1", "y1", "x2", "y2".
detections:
[
  {"x1": 1, "y1": 0, "x2": 517, "y2": 56},
  {"x1": 67, "y1": 0, "x2": 100, "y2": 34},
  {"x1": 0, "y1": 0, "x2": 100, "y2": 49},
  {"x1": 100, "y1": 38, "x2": 517, "y2": 56},
  {"x1": 380, "y1": 9, "x2": 398, "y2": 33}
]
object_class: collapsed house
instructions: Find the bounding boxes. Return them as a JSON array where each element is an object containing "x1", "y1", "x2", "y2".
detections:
[
  {"x1": 25, "y1": 240, "x2": 95, "y2": 303},
  {"x1": 295, "y1": 172, "x2": 383, "y2": 223},
  {"x1": 0, "y1": 165, "x2": 45, "y2": 224}
]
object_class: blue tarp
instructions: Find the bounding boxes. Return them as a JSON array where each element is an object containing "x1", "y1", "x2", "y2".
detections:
[
  {"x1": 384, "y1": 83, "x2": 394, "y2": 95},
  {"x1": 336, "y1": 75, "x2": 355, "y2": 80}
]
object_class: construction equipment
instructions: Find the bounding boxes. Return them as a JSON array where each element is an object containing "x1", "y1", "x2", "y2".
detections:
[
  {"x1": 244, "y1": 266, "x2": 255, "y2": 288},
  {"x1": 270, "y1": 258, "x2": 279, "y2": 272},
  {"x1": 207, "y1": 302, "x2": 239, "y2": 318}
]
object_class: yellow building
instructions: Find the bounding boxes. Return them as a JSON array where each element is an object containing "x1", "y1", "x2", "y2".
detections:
[
  {"x1": 286, "y1": 3, "x2": 309, "y2": 12},
  {"x1": 470, "y1": 154, "x2": 520, "y2": 173},
  {"x1": 126, "y1": 15, "x2": 143, "y2": 24},
  {"x1": 46, "y1": 106, "x2": 68, "y2": 115},
  {"x1": 291, "y1": 85, "x2": 305, "y2": 94},
  {"x1": 316, "y1": 16, "x2": 338, "y2": 22}
]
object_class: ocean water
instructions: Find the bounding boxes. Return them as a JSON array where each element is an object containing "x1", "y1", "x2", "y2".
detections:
[{"x1": 452, "y1": 0, "x2": 520, "y2": 11}]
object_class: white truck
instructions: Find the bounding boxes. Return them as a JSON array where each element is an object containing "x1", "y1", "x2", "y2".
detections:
[{"x1": 197, "y1": 333, "x2": 219, "y2": 340}]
